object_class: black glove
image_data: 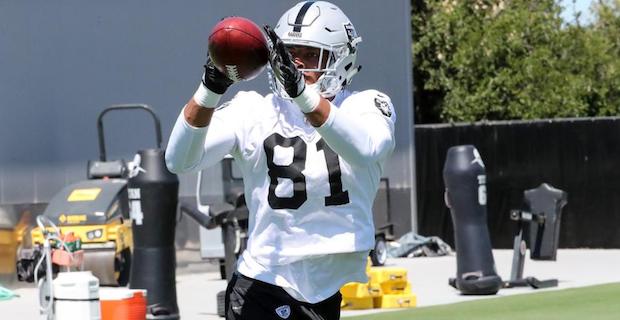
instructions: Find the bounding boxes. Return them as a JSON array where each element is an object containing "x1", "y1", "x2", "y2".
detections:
[
  {"x1": 202, "y1": 56, "x2": 234, "y2": 95},
  {"x1": 263, "y1": 25, "x2": 305, "y2": 98}
]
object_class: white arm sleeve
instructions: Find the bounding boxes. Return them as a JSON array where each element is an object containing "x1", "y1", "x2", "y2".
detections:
[
  {"x1": 315, "y1": 91, "x2": 396, "y2": 167},
  {"x1": 165, "y1": 106, "x2": 236, "y2": 174}
]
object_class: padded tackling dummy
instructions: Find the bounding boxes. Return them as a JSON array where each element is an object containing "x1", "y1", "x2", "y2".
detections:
[
  {"x1": 129, "y1": 149, "x2": 180, "y2": 320},
  {"x1": 443, "y1": 145, "x2": 502, "y2": 295}
]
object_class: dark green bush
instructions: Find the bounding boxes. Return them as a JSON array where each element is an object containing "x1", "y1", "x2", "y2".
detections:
[{"x1": 413, "y1": 0, "x2": 620, "y2": 123}]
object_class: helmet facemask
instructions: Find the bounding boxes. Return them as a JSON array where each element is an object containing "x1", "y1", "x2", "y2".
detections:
[{"x1": 268, "y1": 41, "x2": 359, "y2": 99}]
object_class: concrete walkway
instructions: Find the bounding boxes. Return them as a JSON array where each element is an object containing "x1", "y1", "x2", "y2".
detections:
[{"x1": 2, "y1": 249, "x2": 619, "y2": 319}]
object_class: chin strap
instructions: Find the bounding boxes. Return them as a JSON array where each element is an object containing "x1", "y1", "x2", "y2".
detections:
[{"x1": 346, "y1": 65, "x2": 362, "y2": 85}]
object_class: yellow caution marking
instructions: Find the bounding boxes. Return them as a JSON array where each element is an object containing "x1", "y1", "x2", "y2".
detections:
[{"x1": 67, "y1": 188, "x2": 101, "y2": 202}]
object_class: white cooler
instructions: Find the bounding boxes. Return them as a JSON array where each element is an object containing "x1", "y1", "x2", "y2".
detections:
[{"x1": 53, "y1": 271, "x2": 101, "y2": 320}]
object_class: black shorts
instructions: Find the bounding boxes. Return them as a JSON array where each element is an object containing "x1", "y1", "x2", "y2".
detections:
[{"x1": 225, "y1": 272, "x2": 342, "y2": 320}]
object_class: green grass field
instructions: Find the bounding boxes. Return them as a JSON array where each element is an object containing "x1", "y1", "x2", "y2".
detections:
[{"x1": 345, "y1": 283, "x2": 620, "y2": 320}]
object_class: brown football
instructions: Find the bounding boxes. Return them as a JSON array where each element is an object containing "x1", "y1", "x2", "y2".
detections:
[{"x1": 208, "y1": 16, "x2": 269, "y2": 81}]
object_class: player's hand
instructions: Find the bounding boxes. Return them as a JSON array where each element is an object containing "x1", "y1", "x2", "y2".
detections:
[
  {"x1": 202, "y1": 55, "x2": 235, "y2": 95},
  {"x1": 263, "y1": 25, "x2": 305, "y2": 98}
]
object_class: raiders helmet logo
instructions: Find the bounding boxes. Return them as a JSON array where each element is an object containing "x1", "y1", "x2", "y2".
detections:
[
  {"x1": 374, "y1": 94, "x2": 392, "y2": 117},
  {"x1": 344, "y1": 22, "x2": 357, "y2": 42},
  {"x1": 275, "y1": 305, "x2": 291, "y2": 319}
]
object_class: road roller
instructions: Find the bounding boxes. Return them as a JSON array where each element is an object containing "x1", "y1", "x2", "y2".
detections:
[
  {"x1": 19, "y1": 104, "x2": 164, "y2": 287},
  {"x1": 29, "y1": 170, "x2": 133, "y2": 286}
]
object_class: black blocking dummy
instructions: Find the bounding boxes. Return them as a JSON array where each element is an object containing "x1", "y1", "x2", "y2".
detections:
[
  {"x1": 443, "y1": 145, "x2": 502, "y2": 295},
  {"x1": 129, "y1": 149, "x2": 180, "y2": 319}
]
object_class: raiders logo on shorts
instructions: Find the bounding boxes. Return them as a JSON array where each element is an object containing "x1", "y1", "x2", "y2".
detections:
[
  {"x1": 275, "y1": 305, "x2": 291, "y2": 319},
  {"x1": 374, "y1": 94, "x2": 392, "y2": 117}
]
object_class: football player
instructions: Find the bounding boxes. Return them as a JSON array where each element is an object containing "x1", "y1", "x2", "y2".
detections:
[{"x1": 165, "y1": 1, "x2": 396, "y2": 319}]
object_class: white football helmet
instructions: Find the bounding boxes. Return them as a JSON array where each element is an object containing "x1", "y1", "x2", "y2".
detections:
[{"x1": 269, "y1": 1, "x2": 362, "y2": 98}]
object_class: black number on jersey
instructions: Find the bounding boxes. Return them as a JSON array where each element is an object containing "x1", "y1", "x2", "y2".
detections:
[
  {"x1": 316, "y1": 139, "x2": 350, "y2": 206},
  {"x1": 263, "y1": 133, "x2": 350, "y2": 209},
  {"x1": 263, "y1": 134, "x2": 307, "y2": 209}
]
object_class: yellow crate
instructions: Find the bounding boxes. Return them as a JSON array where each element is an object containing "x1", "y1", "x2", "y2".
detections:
[
  {"x1": 367, "y1": 283, "x2": 383, "y2": 297},
  {"x1": 340, "y1": 282, "x2": 368, "y2": 298},
  {"x1": 380, "y1": 281, "x2": 411, "y2": 295},
  {"x1": 368, "y1": 266, "x2": 408, "y2": 285},
  {"x1": 341, "y1": 282, "x2": 383, "y2": 298},
  {"x1": 374, "y1": 293, "x2": 417, "y2": 309},
  {"x1": 341, "y1": 296, "x2": 374, "y2": 310}
]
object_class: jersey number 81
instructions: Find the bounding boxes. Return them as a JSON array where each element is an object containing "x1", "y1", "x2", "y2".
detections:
[{"x1": 263, "y1": 133, "x2": 350, "y2": 209}]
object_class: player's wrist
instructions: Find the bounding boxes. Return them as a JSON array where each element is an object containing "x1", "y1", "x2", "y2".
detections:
[
  {"x1": 193, "y1": 82, "x2": 223, "y2": 108},
  {"x1": 292, "y1": 86, "x2": 321, "y2": 113}
]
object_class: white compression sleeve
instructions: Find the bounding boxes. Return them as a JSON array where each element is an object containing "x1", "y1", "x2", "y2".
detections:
[
  {"x1": 315, "y1": 106, "x2": 394, "y2": 167},
  {"x1": 165, "y1": 106, "x2": 238, "y2": 174},
  {"x1": 165, "y1": 110, "x2": 209, "y2": 174}
]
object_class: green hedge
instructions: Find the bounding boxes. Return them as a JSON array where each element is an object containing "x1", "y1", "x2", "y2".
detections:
[{"x1": 413, "y1": 0, "x2": 620, "y2": 123}]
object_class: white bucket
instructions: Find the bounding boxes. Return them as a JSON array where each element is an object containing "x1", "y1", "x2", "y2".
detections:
[{"x1": 53, "y1": 271, "x2": 101, "y2": 320}]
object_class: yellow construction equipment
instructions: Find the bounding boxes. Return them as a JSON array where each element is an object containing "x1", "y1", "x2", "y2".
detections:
[
  {"x1": 0, "y1": 211, "x2": 29, "y2": 276},
  {"x1": 28, "y1": 179, "x2": 133, "y2": 286}
]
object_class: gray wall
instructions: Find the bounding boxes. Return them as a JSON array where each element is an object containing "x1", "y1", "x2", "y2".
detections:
[{"x1": 0, "y1": 1, "x2": 416, "y2": 231}]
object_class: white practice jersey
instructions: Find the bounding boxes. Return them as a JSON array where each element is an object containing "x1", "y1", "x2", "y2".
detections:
[{"x1": 166, "y1": 88, "x2": 396, "y2": 302}]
